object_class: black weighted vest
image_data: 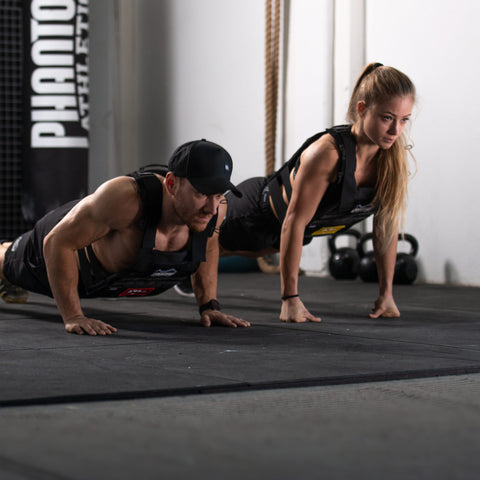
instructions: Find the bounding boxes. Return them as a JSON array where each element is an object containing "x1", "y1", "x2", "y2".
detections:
[
  {"x1": 77, "y1": 169, "x2": 217, "y2": 298},
  {"x1": 267, "y1": 125, "x2": 376, "y2": 243}
]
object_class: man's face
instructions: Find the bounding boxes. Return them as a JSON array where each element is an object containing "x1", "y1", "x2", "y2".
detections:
[{"x1": 173, "y1": 177, "x2": 223, "y2": 232}]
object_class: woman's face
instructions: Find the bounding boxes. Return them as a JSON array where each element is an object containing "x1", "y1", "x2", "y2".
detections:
[{"x1": 359, "y1": 95, "x2": 414, "y2": 149}]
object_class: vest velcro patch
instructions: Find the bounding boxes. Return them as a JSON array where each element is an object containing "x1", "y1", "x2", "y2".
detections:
[
  {"x1": 118, "y1": 287, "x2": 156, "y2": 297},
  {"x1": 311, "y1": 225, "x2": 345, "y2": 236}
]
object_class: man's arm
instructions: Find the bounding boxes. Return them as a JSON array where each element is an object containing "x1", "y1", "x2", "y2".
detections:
[
  {"x1": 43, "y1": 177, "x2": 138, "y2": 334},
  {"x1": 43, "y1": 230, "x2": 110, "y2": 335},
  {"x1": 191, "y1": 202, "x2": 250, "y2": 328}
]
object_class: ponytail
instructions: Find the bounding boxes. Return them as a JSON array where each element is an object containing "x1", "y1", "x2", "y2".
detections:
[{"x1": 348, "y1": 63, "x2": 416, "y2": 249}]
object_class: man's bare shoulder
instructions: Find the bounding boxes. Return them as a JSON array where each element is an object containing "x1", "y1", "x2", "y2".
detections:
[
  {"x1": 74, "y1": 176, "x2": 143, "y2": 229},
  {"x1": 94, "y1": 175, "x2": 138, "y2": 197}
]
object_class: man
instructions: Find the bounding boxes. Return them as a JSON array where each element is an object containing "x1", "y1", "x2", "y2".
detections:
[{"x1": 0, "y1": 139, "x2": 250, "y2": 335}]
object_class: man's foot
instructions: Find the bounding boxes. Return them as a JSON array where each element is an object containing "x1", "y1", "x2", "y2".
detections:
[
  {"x1": 0, "y1": 277, "x2": 29, "y2": 303},
  {"x1": 174, "y1": 277, "x2": 195, "y2": 298}
]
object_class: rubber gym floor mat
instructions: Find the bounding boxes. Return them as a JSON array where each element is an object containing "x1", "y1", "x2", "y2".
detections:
[{"x1": 1, "y1": 273, "x2": 479, "y2": 406}]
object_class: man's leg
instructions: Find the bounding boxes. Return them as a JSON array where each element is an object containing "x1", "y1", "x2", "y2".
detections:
[
  {"x1": 0, "y1": 241, "x2": 29, "y2": 303},
  {"x1": 0, "y1": 241, "x2": 9, "y2": 279}
]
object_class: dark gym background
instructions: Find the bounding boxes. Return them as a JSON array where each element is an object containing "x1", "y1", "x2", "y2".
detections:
[{"x1": 0, "y1": 0, "x2": 32, "y2": 239}]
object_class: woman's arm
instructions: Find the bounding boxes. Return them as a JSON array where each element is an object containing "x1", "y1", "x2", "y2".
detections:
[
  {"x1": 279, "y1": 137, "x2": 339, "y2": 323},
  {"x1": 369, "y1": 216, "x2": 400, "y2": 318}
]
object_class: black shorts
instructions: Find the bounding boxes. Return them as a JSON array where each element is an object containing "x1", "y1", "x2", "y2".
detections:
[
  {"x1": 219, "y1": 177, "x2": 282, "y2": 252},
  {"x1": 3, "y1": 200, "x2": 79, "y2": 297}
]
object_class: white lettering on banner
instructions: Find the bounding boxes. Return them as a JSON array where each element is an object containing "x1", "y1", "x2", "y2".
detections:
[
  {"x1": 30, "y1": 19, "x2": 73, "y2": 41},
  {"x1": 32, "y1": 122, "x2": 88, "y2": 147},
  {"x1": 29, "y1": 0, "x2": 89, "y2": 148},
  {"x1": 31, "y1": 95, "x2": 78, "y2": 123},
  {"x1": 31, "y1": 39, "x2": 74, "y2": 66},
  {"x1": 31, "y1": 68, "x2": 75, "y2": 94},
  {"x1": 31, "y1": 0, "x2": 76, "y2": 22}
]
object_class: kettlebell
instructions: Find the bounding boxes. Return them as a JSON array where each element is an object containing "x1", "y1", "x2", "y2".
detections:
[
  {"x1": 358, "y1": 232, "x2": 419, "y2": 284},
  {"x1": 328, "y1": 229, "x2": 361, "y2": 280},
  {"x1": 394, "y1": 234, "x2": 418, "y2": 284},
  {"x1": 357, "y1": 233, "x2": 378, "y2": 282}
]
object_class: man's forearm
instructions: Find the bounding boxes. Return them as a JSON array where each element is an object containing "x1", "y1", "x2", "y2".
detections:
[
  {"x1": 192, "y1": 236, "x2": 220, "y2": 307},
  {"x1": 192, "y1": 260, "x2": 218, "y2": 306},
  {"x1": 44, "y1": 240, "x2": 84, "y2": 323}
]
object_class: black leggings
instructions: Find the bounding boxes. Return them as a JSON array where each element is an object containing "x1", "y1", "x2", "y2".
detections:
[
  {"x1": 219, "y1": 177, "x2": 282, "y2": 252},
  {"x1": 3, "y1": 200, "x2": 79, "y2": 296}
]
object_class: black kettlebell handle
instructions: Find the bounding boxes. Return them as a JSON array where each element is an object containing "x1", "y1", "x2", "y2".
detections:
[
  {"x1": 328, "y1": 228, "x2": 361, "y2": 254},
  {"x1": 357, "y1": 232, "x2": 419, "y2": 257},
  {"x1": 399, "y1": 233, "x2": 419, "y2": 257},
  {"x1": 357, "y1": 232, "x2": 374, "y2": 257}
]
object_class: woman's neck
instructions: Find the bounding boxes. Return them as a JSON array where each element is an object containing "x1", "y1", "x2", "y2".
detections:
[{"x1": 351, "y1": 123, "x2": 380, "y2": 165}]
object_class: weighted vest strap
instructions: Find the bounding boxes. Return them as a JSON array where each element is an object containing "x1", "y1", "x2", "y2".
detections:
[
  {"x1": 131, "y1": 171, "x2": 164, "y2": 230},
  {"x1": 269, "y1": 167, "x2": 290, "y2": 222},
  {"x1": 78, "y1": 245, "x2": 105, "y2": 290},
  {"x1": 325, "y1": 125, "x2": 357, "y2": 212},
  {"x1": 268, "y1": 131, "x2": 325, "y2": 222},
  {"x1": 267, "y1": 125, "x2": 357, "y2": 223}
]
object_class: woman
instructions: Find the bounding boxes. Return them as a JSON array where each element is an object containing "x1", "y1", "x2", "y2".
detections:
[{"x1": 219, "y1": 62, "x2": 416, "y2": 323}]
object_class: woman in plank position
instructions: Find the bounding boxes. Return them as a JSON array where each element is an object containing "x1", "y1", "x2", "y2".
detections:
[{"x1": 219, "y1": 62, "x2": 416, "y2": 323}]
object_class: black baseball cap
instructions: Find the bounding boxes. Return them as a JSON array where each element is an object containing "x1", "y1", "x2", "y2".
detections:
[{"x1": 168, "y1": 139, "x2": 242, "y2": 197}]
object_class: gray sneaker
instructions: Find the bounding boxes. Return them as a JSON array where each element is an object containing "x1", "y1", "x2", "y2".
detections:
[
  {"x1": 174, "y1": 278, "x2": 195, "y2": 298},
  {"x1": 0, "y1": 277, "x2": 29, "y2": 303}
]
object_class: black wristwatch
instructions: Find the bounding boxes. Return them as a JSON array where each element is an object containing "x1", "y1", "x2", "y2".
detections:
[{"x1": 199, "y1": 299, "x2": 221, "y2": 315}]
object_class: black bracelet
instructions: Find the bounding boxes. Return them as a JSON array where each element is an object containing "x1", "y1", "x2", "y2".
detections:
[
  {"x1": 281, "y1": 294, "x2": 299, "y2": 301},
  {"x1": 199, "y1": 299, "x2": 221, "y2": 315}
]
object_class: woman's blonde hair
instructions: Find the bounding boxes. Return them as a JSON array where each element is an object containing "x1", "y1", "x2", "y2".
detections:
[{"x1": 347, "y1": 62, "x2": 416, "y2": 249}]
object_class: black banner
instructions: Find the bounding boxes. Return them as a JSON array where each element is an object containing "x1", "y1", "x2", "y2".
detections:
[{"x1": 22, "y1": 0, "x2": 89, "y2": 222}]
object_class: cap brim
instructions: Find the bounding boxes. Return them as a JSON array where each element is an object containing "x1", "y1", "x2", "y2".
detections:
[
  {"x1": 225, "y1": 183, "x2": 242, "y2": 198},
  {"x1": 189, "y1": 178, "x2": 242, "y2": 198}
]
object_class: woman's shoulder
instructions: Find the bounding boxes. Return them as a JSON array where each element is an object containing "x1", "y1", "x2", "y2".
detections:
[{"x1": 299, "y1": 132, "x2": 340, "y2": 174}]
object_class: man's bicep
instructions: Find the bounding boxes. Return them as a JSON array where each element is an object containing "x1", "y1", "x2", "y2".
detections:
[
  {"x1": 45, "y1": 178, "x2": 137, "y2": 250},
  {"x1": 45, "y1": 199, "x2": 112, "y2": 251}
]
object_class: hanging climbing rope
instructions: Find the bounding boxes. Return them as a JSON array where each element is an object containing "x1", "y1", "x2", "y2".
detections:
[
  {"x1": 265, "y1": 0, "x2": 281, "y2": 176},
  {"x1": 259, "y1": 0, "x2": 283, "y2": 274}
]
